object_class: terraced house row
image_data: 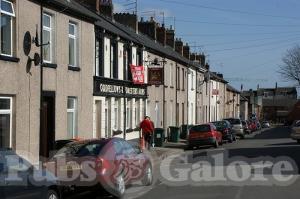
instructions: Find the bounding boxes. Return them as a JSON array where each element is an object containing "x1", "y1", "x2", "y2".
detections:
[{"x1": 0, "y1": 0, "x2": 241, "y2": 162}]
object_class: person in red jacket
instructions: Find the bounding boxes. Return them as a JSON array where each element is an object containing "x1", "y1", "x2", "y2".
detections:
[{"x1": 140, "y1": 116, "x2": 154, "y2": 149}]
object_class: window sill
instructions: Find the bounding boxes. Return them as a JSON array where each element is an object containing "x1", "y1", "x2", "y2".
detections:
[
  {"x1": 0, "y1": 55, "x2": 20, "y2": 63},
  {"x1": 42, "y1": 63, "x2": 57, "y2": 69},
  {"x1": 68, "y1": 66, "x2": 81, "y2": 71},
  {"x1": 170, "y1": 86, "x2": 174, "y2": 89}
]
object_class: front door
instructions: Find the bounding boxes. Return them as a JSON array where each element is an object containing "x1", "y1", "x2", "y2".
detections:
[
  {"x1": 40, "y1": 91, "x2": 55, "y2": 158},
  {"x1": 95, "y1": 100, "x2": 102, "y2": 138}
]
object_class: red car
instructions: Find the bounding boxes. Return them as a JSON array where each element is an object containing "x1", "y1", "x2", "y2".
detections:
[
  {"x1": 187, "y1": 123, "x2": 223, "y2": 149},
  {"x1": 248, "y1": 121, "x2": 258, "y2": 132},
  {"x1": 45, "y1": 138, "x2": 153, "y2": 198}
]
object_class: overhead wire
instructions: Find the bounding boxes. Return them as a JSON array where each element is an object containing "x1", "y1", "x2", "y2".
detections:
[{"x1": 157, "y1": 0, "x2": 300, "y2": 21}]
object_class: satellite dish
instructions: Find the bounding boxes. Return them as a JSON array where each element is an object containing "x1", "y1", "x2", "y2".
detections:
[
  {"x1": 23, "y1": 31, "x2": 32, "y2": 56},
  {"x1": 33, "y1": 53, "x2": 41, "y2": 66}
]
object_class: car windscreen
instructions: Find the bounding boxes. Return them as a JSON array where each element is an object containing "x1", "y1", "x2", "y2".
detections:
[
  {"x1": 190, "y1": 125, "x2": 211, "y2": 133},
  {"x1": 212, "y1": 122, "x2": 226, "y2": 129},
  {"x1": 54, "y1": 142, "x2": 86, "y2": 158},
  {"x1": 225, "y1": 119, "x2": 241, "y2": 125}
]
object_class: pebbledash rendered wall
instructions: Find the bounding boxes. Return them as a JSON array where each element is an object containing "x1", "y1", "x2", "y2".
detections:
[{"x1": 0, "y1": 0, "x2": 95, "y2": 163}]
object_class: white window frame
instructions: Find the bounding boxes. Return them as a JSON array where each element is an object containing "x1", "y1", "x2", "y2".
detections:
[
  {"x1": 67, "y1": 97, "x2": 77, "y2": 138},
  {"x1": 68, "y1": 22, "x2": 77, "y2": 67},
  {"x1": 0, "y1": 96, "x2": 13, "y2": 148},
  {"x1": 0, "y1": 0, "x2": 15, "y2": 57},
  {"x1": 42, "y1": 13, "x2": 52, "y2": 63},
  {"x1": 114, "y1": 100, "x2": 119, "y2": 130}
]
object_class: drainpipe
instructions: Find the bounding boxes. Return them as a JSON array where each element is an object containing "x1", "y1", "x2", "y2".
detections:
[
  {"x1": 163, "y1": 58, "x2": 166, "y2": 130},
  {"x1": 39, "y1": 0, "x2": 44, "y2": 158},
  {"x1": 175, "y1": 63, "x2": 178, "y2": 127},
  {"x1": 187, "y1": 66, "x2": 189, "y2": 125},
  {"x1": 195, "y1": 69, "x2": 198, "y2": 123}
]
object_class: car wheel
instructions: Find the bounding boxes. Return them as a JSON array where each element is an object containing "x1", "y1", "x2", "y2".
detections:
[
  {"x1": 186, "y1": 145, "x2": 193, "y2": 150},
  {"x1": 297, "y1": 140, "x2": 300, "y2": 144},
  {"x1": 214, "y1": 140, "x2": 219, "y2": 148},
  {"x1": 114, "y1": 173, "x2": 125, "y2": 199},
  {"x1": 142, "y1": 164, "x2": 153, "y2": 186},
  {"x1": 240, "y1": 134, "x2": 245, "y2": 139},
  {"x1": 219, "y1": 139, "x2": 223, "y2": 146},
  {"x1": 47, "y1": 189, "x2": 59, "y2": 199}
]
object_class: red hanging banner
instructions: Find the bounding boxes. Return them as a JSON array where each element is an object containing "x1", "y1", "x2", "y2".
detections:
[{"x1": 130, "y1": 64, "x2": 145, "y2": 84}]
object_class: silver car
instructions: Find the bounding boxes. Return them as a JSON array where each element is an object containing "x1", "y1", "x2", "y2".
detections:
[
  {"x1": 224, "y1": 118, "x2": 245, "y2": 139},
  {"x1": 291, "y1": 120, "x2": 300, "y2": 144}
]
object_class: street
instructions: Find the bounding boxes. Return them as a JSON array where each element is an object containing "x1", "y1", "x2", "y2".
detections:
[{"x1": 133, "y1": 126, "x2": 300, "y2": 199}]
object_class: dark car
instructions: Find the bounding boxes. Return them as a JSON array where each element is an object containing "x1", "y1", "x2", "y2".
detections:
[
  {"x1": 242, "y1": 120, "x2": 251, "y2": 134},
  {"x1": 187, "y1": 123, "x2": 223, "y2": 149},
  {"x1": 45, "y1": 138, "x2": 153, "y2": 198},
  {"x1": 212, "y1": 120, "x2": 236, "y2": 143},
  {"x1": 0, "y1": 149, "x2": 61, "y2": 199}
]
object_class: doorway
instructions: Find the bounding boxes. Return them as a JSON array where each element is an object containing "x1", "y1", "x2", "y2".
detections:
[
  {"x1": 40, "y1": 91, "x2": 55, "y2": 158},
  {"x1": 95, "y1": 100, "x2": 102, "y2": 138}
]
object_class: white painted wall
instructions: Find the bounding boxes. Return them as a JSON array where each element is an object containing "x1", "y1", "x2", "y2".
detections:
[
  {"x1": 188, "y1": 68, "x2": 196, "y2": 124},
  {"x1": 104, "y1": 37, "x2": 111, "y2": 78}
]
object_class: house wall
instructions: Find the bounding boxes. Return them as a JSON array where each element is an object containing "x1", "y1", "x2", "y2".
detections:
[{"x1": 0, "y1": 0, "x2": 94, "y2": 162}]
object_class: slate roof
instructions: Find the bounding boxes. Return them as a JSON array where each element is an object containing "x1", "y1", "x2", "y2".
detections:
[
  {"x1": 227, "y1": 84, "x2": 240, "y2": 94},
  {"x1": 45, "y1": 0, "x2": 219, "y2": 77}
]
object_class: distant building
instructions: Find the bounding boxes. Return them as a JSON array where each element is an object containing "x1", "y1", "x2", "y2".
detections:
[
  {"x1": 242, "y1": 87, "x2": 298, "y2": 122},
  {"x1": 240, "y1": 96, "x2": 249, "y2": 120},
  {"x1": 260, "y1": 87, "x2": 297, "y2": 122},
  {"x1": 288, "y1": 100, "x2": 300, "y2": 122}
]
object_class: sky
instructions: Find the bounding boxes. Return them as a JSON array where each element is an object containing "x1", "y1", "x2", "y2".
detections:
[{"x1": 113, "y1": 0, "x2": 300, "y2": 92}]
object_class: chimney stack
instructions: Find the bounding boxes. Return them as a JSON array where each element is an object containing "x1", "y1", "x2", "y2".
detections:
[
  {"x1": 77, "y1": 0, "x2": 100, "y2": 13},
  {"x1": 166, "y1": 26, "x2": 175, "y2": 49},
  {"x1": 190, "y1": 53, "x2": 196, "y2": 61},
  {"x1": 195, "y1": 53, "x2": 206, "y2": 67},
  {"x1": 205, "y1": 63, "x2": 210, "y2": 71},
  {"x1": 138, "y1": 17, "x2": 157, "y2": 40},
  {"x1": 79, "y1": 0, "x2": 113, "y2": 17},
  {"x1": 175, "y1": 38, "x2": 184, "y2": 55},
  {"x1": 156, "y1": 24, "x2": 166, "y2": 45},
  {"x1": 114, "y1": 13, "x2": 138, "y2": 32},
  {"x1": 183, "y1": 43, "x2": 190, "y2": 59}
]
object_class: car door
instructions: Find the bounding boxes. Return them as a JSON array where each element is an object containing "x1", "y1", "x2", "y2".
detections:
[
  {"x1": 120, "y1": 141, "x2": 146, "y2": 183},
  {"x1": 293, "y1": 122, "x2": 300, "y2": 134},
  {"x1": 3, "y1": 154, "x2": 42, "y2": 199}
]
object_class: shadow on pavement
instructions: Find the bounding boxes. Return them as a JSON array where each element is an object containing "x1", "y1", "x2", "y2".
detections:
[{"x1": 249, "y1": 127, "x2": 292, "y2": 140}]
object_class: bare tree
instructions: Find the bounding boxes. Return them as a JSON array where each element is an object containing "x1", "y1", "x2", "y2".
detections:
[{"x1": 279, "y1": 45, "x2": 300, "y2": 86}]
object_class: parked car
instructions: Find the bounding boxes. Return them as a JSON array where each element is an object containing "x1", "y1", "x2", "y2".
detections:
[
  {"x1": 45, "y1": 138, "x2": 153, "y2": 198},
  {"x1": 291, "y1": 120, "x2": 300, "y2": 144},
  {"x1": 256, "y1": 121, "x2": 262, "y2": 130},
  {"x1": 187, "y1": 123, "x2": 223, "y2": 149},
  {"x1": 54, "y1": 139, "x2": 80, "y2": 151},
  {"x1": 0, "y1": 149, "x2": 61, "y2": 199},
  {"x1": 212, "y1": 120, "x2": 236, "y2": 143},
  {"x1": 242, "y1": 120, "x2": 251, "y2": 134},
  {"x1": 223, "y1": 118, "x2": 245, "y2": 139},
  {"x1": 262, "y1": 121, "x2": 271, "y2": 128},
  {"x1": 248, "y1": 121, "x2": 258, "y2": 132}
]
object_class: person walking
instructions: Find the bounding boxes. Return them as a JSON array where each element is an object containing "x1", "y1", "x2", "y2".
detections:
[{"x1": 140, "y1": 116, "x2": 154, "y2": 150}]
